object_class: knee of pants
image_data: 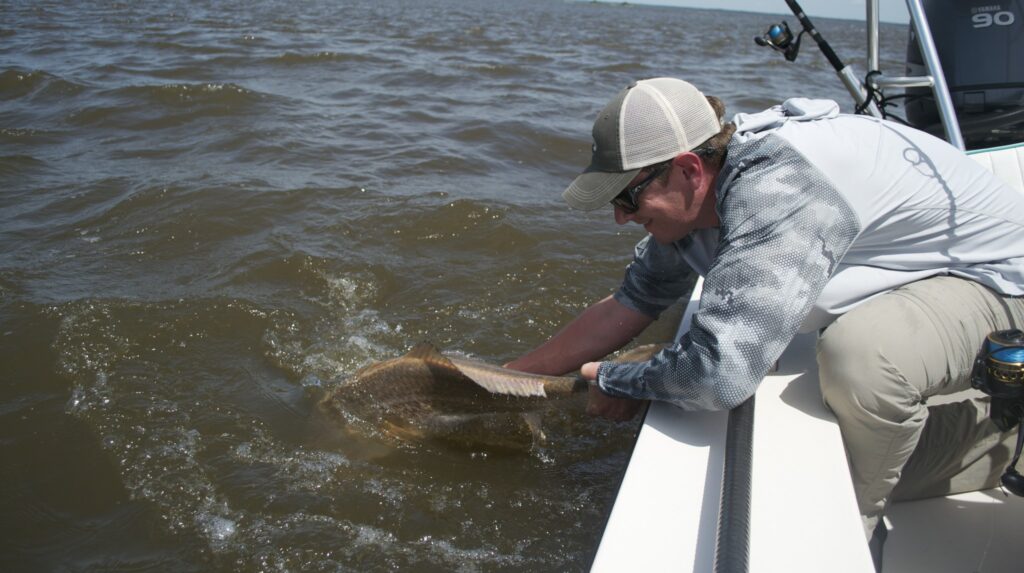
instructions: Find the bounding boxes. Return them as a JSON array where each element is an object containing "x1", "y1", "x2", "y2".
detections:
[{"x1": 817, "y1": 320, "x2": 924, "y2": 425}]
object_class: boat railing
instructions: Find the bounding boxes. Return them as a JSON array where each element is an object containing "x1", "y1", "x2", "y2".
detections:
[{"x1": 864, "y1": 0, "x2": 965, "y2": 149}]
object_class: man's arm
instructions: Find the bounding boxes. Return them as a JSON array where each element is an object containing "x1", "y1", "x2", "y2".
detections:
[
  {"x1": 597, "y1": 138, "x2": 861, "y2": 411},
  {"x1": 504, "y1": 295, "x2": 654, "y2": 376}
]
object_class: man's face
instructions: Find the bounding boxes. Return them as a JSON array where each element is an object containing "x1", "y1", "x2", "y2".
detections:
[{"x1": 612, "y1": 159, "x2": 710, "y2": 244}]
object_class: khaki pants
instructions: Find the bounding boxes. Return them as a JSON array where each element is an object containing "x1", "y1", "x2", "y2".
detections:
[{"x1": 816, "y1": 276, "x2": 1024, "y2": 538}]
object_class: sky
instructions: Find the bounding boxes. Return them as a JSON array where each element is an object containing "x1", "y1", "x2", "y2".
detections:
[{"x1": 632, "y1": 0, "x2": 910, "y2": 24}]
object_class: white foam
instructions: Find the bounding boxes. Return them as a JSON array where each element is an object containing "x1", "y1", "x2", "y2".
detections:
[{"x1": 199, "y1": 514, "x2": 237, "y2": 542}]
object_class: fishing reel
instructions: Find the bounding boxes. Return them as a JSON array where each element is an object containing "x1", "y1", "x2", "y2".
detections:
[
  {"x1": 970, "y1": 329, "x2": 1024, "y2": 496},
  {"x1": 754, "y1": 20, "x2": 803, "y2": 62}
]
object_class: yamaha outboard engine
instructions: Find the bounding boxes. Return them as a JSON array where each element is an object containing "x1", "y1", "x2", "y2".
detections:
[{"x1": 905, "y1": 0, "x2": 1024, "y2": 149}]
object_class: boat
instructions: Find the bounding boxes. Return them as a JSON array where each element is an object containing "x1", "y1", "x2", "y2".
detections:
[{"x1": 591, "y1": 1, "x2": 1024, "y2": 571}]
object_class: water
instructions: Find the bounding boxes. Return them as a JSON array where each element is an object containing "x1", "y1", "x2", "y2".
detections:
[{"x1": 0, "y1": 1, "x2": 908, "y2": 570}]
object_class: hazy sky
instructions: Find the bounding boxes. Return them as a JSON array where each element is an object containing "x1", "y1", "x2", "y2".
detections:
[{"x1": 632, "y1": 0, "x2": 910, "y2": 23}]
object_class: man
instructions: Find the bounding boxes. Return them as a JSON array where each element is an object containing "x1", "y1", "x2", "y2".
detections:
[{"x1": 505, "y1": 77, "x2": 1024, "y2": 560}]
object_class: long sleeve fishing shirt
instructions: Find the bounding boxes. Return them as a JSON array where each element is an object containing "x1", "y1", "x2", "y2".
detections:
[{"x1": 596, "y1": 99, "x2": 1024, "y2": 411}]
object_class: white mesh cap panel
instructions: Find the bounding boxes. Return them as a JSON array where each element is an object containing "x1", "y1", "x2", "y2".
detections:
[
  {"x1": 620, "y1": 85, "x2": 682, "y2": 169},
  {"x1": 562, "y1": 77, "x2": 722, "y2": 211},
  {"x1": 620, "y1": 78, "x2": 720, "y2": 170}
]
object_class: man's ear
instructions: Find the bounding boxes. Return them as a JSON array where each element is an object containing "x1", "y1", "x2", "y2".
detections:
[{"x1": 672, "y1": 151, "x2": 704, "y2": 182}]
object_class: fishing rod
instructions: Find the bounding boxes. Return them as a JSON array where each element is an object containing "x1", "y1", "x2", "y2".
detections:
[{"x1": 754, "y1": 0, "x2": 883, "y2": 118}]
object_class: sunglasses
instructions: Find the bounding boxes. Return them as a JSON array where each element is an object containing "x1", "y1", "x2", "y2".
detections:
[{"x1": 610, "y1": 165, "x2": 665, "y2": 214}]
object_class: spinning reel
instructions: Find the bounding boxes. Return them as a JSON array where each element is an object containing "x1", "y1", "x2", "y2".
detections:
[
  {"x1": 971, "y1": 329, "x2": 1024, "y2": 496},
  {"x1": 750, "y1": 0, "x2": 885, "y2": 118},
  {"x1": 754, "y1": 20, "x2": 803, "y2": 62}
]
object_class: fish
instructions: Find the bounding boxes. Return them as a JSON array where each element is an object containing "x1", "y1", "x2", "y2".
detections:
[{"x1": 312, "y1": 341, "x2": 666, "y2": 452}]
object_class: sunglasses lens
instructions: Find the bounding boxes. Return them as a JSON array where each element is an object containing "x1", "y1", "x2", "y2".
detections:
[
  {"x1": 611, "y1": 165, "x2": 663, "y2": 213},
  {"x1": 612, "y1": 194, "x2": 636, "y2": 213}
]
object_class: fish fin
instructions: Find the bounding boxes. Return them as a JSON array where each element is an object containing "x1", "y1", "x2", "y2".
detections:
[
  {"x1": 383, "y1": 420, "x2": 426, "y2": 442},
  {"x1": 522, "y1": 412, "x2": 546, "y2": 446},
  {"x1": 404, "y1": 341, "x2": 466, "y2": 375},
  {"x1": 405, "y1": 341, "x2": 446, "y2": 361},
  {"x1": 407, "y1": 342, "x2": 547, "y2": 398},
  {"x1": 455, "y1": 366, "x2": 547, "y2": 398}
]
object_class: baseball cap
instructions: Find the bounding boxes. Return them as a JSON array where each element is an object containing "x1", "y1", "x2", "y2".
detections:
[{"x1": 562, "y1": 78, "x2": 722, "y2": 211}]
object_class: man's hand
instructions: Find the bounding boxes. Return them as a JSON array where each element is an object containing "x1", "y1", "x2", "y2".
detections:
[
  {"x1": 586, "y1": 385, "x2": 646, "y2": 421},
  {"x1": 581, "y1": 361, "x2": 646, "y2": 422}
]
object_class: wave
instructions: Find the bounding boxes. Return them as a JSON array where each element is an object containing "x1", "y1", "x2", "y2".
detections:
[
  {"x1": 0, "y1": 68, "x2": 86, "y2": 101},
  {"x1": 586, "y1": 61, "x2": 653, "y2": 74},
  {"x1": 0, "y1": 127, "x2": 62, "y2": 144},
  {"x1": 453, "y1": 61, "x2": 531, "y2": 80},
  {"x1": 0, "y1": 154, "x2": 48, "y2": 178},
  {"x1": 65, "y1": 82, "x2": 273, "y2": 128},
  {"x1": 114, "y1": 82, "x2": 267, "y2": 108},
  {"x1": 381, "y1": 198, "x2": 540, "y2": 251},
  {"x1": 268, "y1": 51, "x2": 384, "y2": 66}
]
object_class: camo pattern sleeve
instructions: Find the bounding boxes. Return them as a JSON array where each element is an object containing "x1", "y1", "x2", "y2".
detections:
[
  {"x1": 612, "y1": 235, "x2": 695, "y2": 318},
  {"x1": 597, "y1": 134, "x2": 862, "y2": 411}
]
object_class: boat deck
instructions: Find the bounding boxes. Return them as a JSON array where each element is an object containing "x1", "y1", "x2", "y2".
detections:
[{"x1": 593, "y1": 279, "x2": 1023, "y2": 572}]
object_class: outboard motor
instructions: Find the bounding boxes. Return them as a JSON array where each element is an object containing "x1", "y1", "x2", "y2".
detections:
[{"x1": 905, "y1": 0, "x2": 1024, "y2": 149}]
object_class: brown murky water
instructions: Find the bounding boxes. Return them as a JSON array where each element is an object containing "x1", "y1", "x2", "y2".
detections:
[{"x1": 0, "y1": 1, "x2": 908, "y2": 570}]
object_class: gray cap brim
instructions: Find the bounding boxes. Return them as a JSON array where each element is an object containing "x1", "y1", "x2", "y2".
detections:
[{"x1": 562, "y1": 167, "x2": 641, "y2": 211}]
